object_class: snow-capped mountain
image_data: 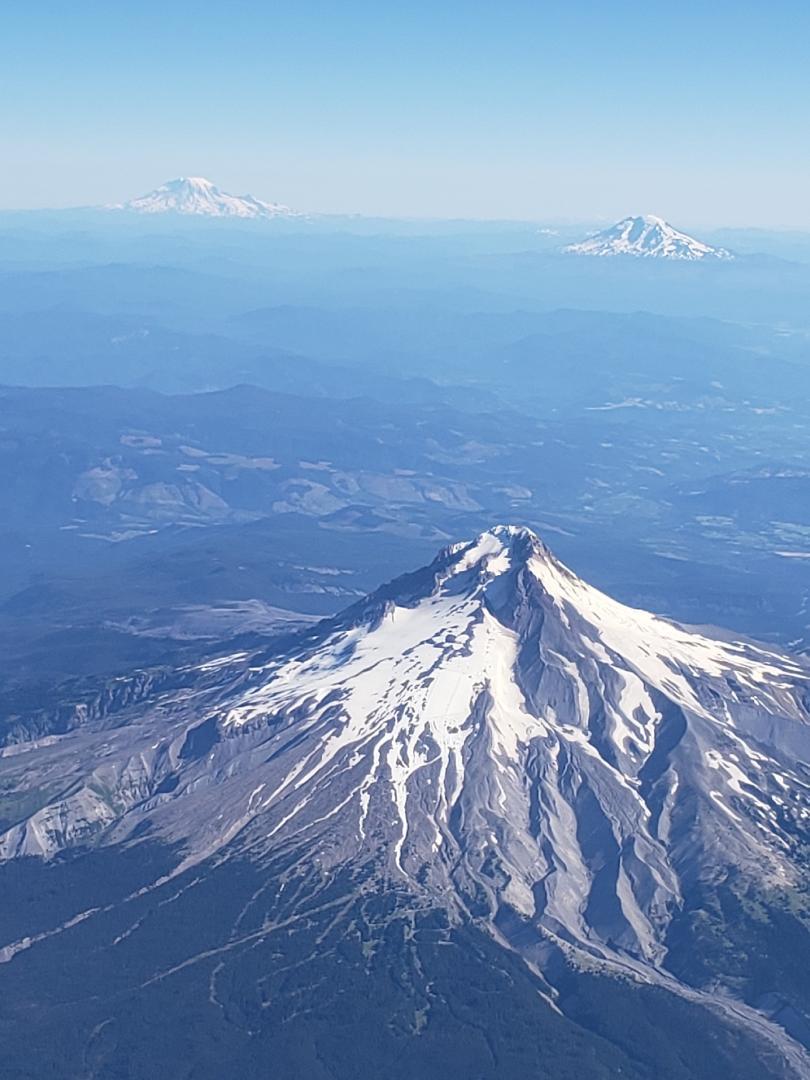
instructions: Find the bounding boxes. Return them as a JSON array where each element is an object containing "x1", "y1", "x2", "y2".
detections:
[
  {"x1": 565, "y1": 215, "x2": 734, "y2": 260},
  {"x1": 116, "y1": 176, "x2": 299, "y2": 218},
  {"x1": 2, "y1": 526, "x2": 809, "y2": 1075}
]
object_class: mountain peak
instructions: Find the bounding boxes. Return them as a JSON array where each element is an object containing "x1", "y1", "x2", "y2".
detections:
[
  {"x1": 115, "y1": 176, "x2": 300, "y2": 219},
  {"x1": 2, "y1": 528, "x2": 809, "y2": 1064},
  {"x1": 442, "y1": 523, "x2": 573, "y2": 592},
  {"x1": 445, "y1": 523, "x2": 550, "y2": 569},
  {"x1": 349, "y1": 524, "x2": 560, "y2": 619},
  {"x1": 565, "y1": 214, "x2": 734, "y2": 260}
]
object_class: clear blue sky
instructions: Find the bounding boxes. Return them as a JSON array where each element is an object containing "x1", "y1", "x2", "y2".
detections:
[{"x1": 2, "y1": 0, "x2": 809, "y2": 226}]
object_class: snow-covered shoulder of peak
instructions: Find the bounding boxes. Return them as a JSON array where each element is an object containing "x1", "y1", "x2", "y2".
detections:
[
  {"x1": 564, "y1": 214, "x2": 734, "y2": 260},
  {"x1": 115, "y1": 176, "x2": 300, "y2": 219},
  {"x1": 422, "y1": 525, "x2": 803, "y2": 695}
]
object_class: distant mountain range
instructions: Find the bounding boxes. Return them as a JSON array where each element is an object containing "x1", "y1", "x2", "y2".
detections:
[
  {"x1": 113, "y1": 176, "x2": 300, "y2": 218},
  {"x1": 107, "y1": 185, "x2": 734, "y2": 254},
  {"x1": 565, "y1": 214, "x2": 735, "y2": 260}
]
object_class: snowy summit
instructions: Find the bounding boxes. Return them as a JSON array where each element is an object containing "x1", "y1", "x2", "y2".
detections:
[
  {"x1": 116, "y1": 176, "x2": 299, "y2": 218},
  {"x1": 565, "y1": 214, "x2": 734, "y2": 260}
]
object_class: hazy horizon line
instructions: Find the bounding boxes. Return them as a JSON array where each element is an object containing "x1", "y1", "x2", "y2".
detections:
[{"x1": 1, "y1": 198, "x2": 809, "y2": 234}]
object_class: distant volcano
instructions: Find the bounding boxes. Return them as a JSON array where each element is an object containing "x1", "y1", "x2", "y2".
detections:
[
  {"x1": 114, "y1": 176, "x2": 299, "y2": 218},
  {"x1": 565, "y1": 214, "x2": 734, "y2": 259}
]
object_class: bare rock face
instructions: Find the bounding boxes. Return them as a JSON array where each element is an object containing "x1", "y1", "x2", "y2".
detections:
[{"x1": 2, "y1": 526, "x2": 809, "y2": 1074}]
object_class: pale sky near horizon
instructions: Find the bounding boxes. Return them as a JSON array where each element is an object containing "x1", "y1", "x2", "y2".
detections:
[{"x1": 2, "y1": 0, "x2": 809, "y2": 227}]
